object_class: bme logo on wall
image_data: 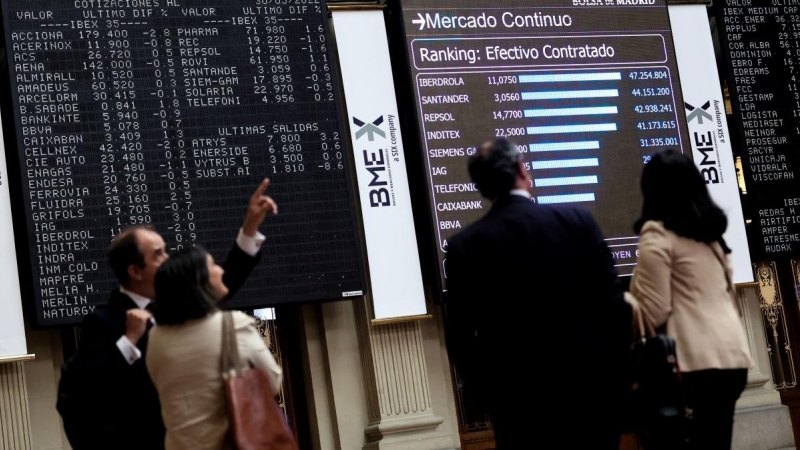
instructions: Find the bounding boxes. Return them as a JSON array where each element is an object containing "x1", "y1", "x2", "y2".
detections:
[
  {"x1": 685, "y1": 100, "x2": 725, "y2": 185},
  {"x1": 353, "y1": 115, "x2": 401, "y2": 208}
]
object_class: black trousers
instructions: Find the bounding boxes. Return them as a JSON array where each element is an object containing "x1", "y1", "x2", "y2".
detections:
[{"x1": 682, "y1": 368, "x2": 748, "y2": 450}]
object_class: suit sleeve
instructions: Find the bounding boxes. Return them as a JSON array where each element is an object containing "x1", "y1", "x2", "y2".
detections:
[
  {"x1": 579, "y1": 210, "x2": 632, "y2": 347},
  {"x1": 70, "y1": 310, "x2": 142, "y2": 442},
  {"x1": 80, "y1": 311, "x2": 141, "y2": 374},
  {"x1": 234, "y1": 312, "x2": 283, "y2": 394},
  {"x1": 442, "y1": 237, "x2": 479, "y2": 381},
  {"x1": 221, "y1": 243, "x2": 262, "y2": 300}
]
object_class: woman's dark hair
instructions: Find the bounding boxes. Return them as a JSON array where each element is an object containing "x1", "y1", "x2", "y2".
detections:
[
  {"x1": 635, "y1": 149, "x2": 729, "y2": 250},
  {"x1": 153, "y1": 246, "x2": 217, "y2": 325}
]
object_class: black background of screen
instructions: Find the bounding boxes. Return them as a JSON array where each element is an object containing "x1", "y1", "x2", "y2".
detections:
[
  {"x1": 1, "y1": 0, "x2": 364, "y2": 327},
  {"x1": 392, "y1": 0, "x2": 690, "y2": 289},
  {"x1": 716, "y1": 1, "x2": 800, "y2": 261}
]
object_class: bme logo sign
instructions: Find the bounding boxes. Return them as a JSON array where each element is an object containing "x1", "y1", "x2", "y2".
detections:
[
  {"x1": 353, "y1": 116, "x2": 391, "y2": 207},
  {"x1": 685, "y1": 100, "x2": 723, "y2": 185}
]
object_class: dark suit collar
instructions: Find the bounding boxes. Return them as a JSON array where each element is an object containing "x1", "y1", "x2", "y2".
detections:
[
  {"x1": 489, "y1": 194, "x2": 532, "y2": 214},
  {"x1": 108, "y1": 288, "x2": 139, "y2": 313}
]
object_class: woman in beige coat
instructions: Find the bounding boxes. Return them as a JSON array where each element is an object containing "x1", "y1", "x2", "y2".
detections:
[
  {"x1": 630, "y1": 150, "x2": 751, "y2": 450},
  {"x1": 146, "y1": 246, "x2": 283, "y2": 450}
]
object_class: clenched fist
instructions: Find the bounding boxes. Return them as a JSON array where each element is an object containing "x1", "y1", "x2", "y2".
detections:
[{"x1": 124, "y1": 309, "x2": 153, "y2": 346}]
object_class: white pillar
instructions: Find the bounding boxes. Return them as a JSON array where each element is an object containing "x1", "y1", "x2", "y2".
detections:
[
  {"x1": 353, "y1": 300, "x2": 456, "y2": 450},
  {"x1": 0, "y1": 361, "x2": 32, "y2": 450},
  {"x1": 301, "y1": 299, "x2": 461, "y2": 450},
  {"x1": 732, "y1": 285, "x2": 795, "y2": 450}
]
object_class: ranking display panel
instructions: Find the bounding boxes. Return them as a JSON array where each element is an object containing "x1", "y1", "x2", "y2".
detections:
[
  {"x1": 398, "y1": 0, "x2": 690, "y2": 286},
  {"x1": 1, "y1": 0, "x2": 364, "y2": 327},
  {"x1": 716, "y1": 1, "x2": 800, "y2": 259}
]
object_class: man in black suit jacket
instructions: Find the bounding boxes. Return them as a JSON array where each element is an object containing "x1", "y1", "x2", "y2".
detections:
[
  {"x1": 444, "y1": 139, "x2": 632, "y2": 449},
  {"x1": 61, "y1": 179, "x2": 278, "y2": 450}
]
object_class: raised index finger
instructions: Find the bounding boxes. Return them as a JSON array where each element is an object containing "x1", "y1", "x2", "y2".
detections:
[{"x1": 250, "y1": 178, "x2": 270, "y2": 203}]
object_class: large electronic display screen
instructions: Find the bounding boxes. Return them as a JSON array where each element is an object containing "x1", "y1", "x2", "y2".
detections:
[
  {"x1": 1, "y1": 0, "x2": 364, "y2": 326},
  {"x1": 716, "y1": 1, "x2": 800, "y2": 260},
  {"x1": 397, "y1": 0, "x2": 690, "y2": 286}
]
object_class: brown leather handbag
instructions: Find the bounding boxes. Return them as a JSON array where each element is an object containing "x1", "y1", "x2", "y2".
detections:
[{"x1": 221, "y1": 311, "x2": 298, "y2": 450}]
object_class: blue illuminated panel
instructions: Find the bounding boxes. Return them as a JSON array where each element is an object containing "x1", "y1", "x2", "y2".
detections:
[
  {"x1": 538, "y1": 194, "x2": 597, "y2": 204},
  {"x1": 522, "y1": 89, "x2": 619, "y2": 100},
  {"x1": 529, "y1": 158, "x2": 600, "y2": 170},
  {"x1": 534, "y1": 176, "x2": 599, "y2": 187},
  {"x1": 529, "y1": 141, "x2": 601, "y2": 152},
  {"x1": 527, "y1": 124, "x2": 617, "y2": 135},
  {"x1": 519, "y1": 73, "x2": 622, "y2": 83},
  {"x1": 525, "y1": 107, "x2": 618, "y2": 117}
]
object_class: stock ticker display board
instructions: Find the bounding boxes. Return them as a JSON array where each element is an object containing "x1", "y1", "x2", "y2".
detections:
[
  {"x1": 716, "y1": 1, "x2": 800, "y2": 260},
  {"x1": 397, "y1": 0, "x2": 690, "y2": 286},
  {"x1": 0, "y1": 0, "x2": 365, "y2": 326}
]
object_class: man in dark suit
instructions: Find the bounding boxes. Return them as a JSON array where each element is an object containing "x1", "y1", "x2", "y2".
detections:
[
  {"x1": 60, "y1": 179, "x2": 278, "y2": 450},
  {"x1": 444, "y1": 139, "x2": 632, "y2": 449}
]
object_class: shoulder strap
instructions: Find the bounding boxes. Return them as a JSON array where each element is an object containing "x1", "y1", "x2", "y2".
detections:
[
  {"x1": 221, "y1": 311, "x2": 243, "y2": 377},
  {"x1": 625, "y1": 291, "x2": 655, "y2": 340}
]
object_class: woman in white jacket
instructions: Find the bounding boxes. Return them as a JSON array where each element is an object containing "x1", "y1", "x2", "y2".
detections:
[
  {"x1": 146, "y1": 246, "x2": 283, "y2": 450},
  {"x1": 630, "y1": 149, "x2": 751, "y2": 450}
]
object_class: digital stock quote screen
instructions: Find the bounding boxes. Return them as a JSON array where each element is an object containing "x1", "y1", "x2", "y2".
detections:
[
  {"x1": 0, "y1": 0, "x2": 364, "y2": 326},
  {"x1": 398, "y1": 0, "x2": 690, "y2": 285},
  {"x1": 716, "y1": 1, "x2": 800, "y2": 259}
]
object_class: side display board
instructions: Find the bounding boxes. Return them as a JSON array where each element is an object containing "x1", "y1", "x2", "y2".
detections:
[
  {"x1": 397, "y1": 0, "x2": 690, "y2": 286},
  {"x1": 716, "y1": 1, "x2": 800, "y2": 260},
  {"x1": 0, "y1": 0, "x2": 364, "y2": 326}
]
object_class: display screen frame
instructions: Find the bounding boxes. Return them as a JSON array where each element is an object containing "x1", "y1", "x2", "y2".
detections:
[
  {"x1": 0, "y1": 0, "x2": 367, "y2": 328},
  {"x1": 389, "y1": 0, "x2": 692, "y2": 296}
]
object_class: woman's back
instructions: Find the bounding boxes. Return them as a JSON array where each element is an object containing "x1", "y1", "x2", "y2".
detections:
[
  {"x1": 631, "y1": 150, "x2": 750, "y2": 450},
  {"x1": 631, "y1": 221, "x2": 751, "y2": 372},
  {"x1": 146, "y1": 310, "x2": 283, "y2": 450}
]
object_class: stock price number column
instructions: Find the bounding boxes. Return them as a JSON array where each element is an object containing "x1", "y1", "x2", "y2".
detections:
[
  {"x1": 148, "y1": 25, "x2": 196, "y2": 251},
  {"x1": 629, "y1": 69, "x2": 681, "y2": 163},
  {"x1": 244, "y1": 1, "x2": 343, "y2": 176},
  {"x1": 79, "y1": 14, "x2": 153, "y2": 239}
]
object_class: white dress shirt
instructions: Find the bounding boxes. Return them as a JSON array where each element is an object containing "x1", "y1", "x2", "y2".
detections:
[
  {"x1": 115, "y1": 229, "x2": 265, "y2": 365},
  {"x1": 510, "y1": 189, "x2": 532, "y2": 199}
]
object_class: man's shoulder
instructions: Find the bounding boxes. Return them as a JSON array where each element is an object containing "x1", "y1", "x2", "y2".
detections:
[
  {"x1": 448, "y1": 214, "x2": 491, "y2": 249},
  {"x1": 81, "y1": 289, "x2": 130, "y2": 329},
  {"x1": 450, "y1": 202, "x2": 597, "y2": 247},
  {"x1": 532, "y1": 202, "x2": 591, "y2": 221},
  {"x1": 449, "y1": 202, "x2": 578, "y2": 235},
  {"x1": 498, "y1": 203, "x2": 604, "y2": 245},
  {"x1": 81, "y1": 304, "x2": 116, "y2": 331}
]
